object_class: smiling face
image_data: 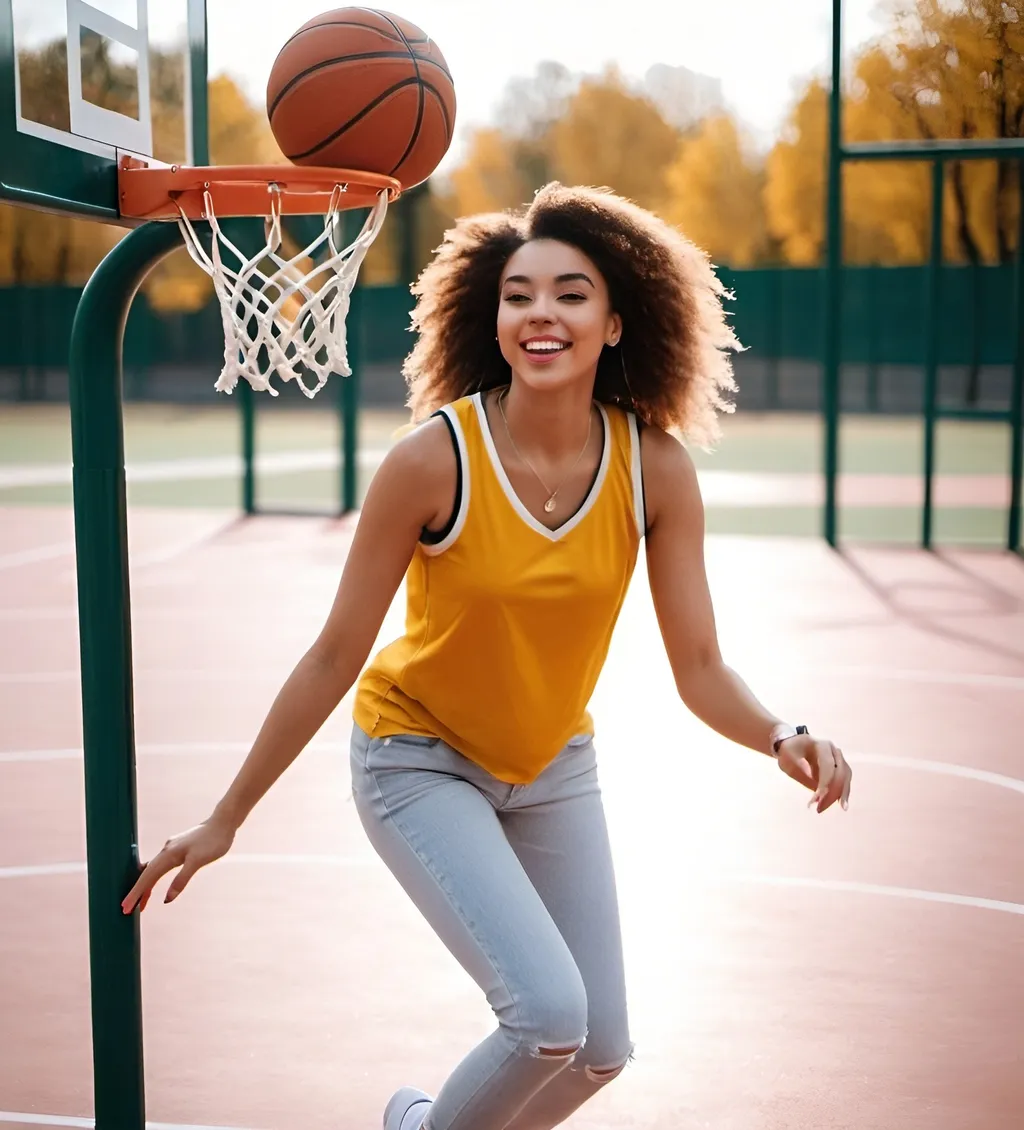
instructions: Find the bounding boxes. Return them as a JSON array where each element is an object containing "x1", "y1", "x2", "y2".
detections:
[{"x1": 496, "y1": 239, "x2": 622, "y2": 394}]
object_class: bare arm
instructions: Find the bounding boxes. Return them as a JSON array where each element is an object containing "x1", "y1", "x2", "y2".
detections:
[
  {"x1": 122, "y1": 418, "x2": 457, "y2": 910},
  {"x1": 641, "y1": 426, "x2": 851, "y2": 811}
]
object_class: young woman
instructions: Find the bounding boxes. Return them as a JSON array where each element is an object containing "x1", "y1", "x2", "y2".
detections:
[{"x1": 123, "y1": 183, "x2": 852, "y2": 1130}]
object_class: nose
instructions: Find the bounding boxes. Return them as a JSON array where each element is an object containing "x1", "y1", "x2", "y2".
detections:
[{"x1": 528, "y1": 295, "x2": 557, "y2": 324}]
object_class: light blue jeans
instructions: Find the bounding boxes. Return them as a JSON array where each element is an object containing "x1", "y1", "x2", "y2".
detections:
[{"x1": 349, "y1": 725, "x2": 633, "y2": 1130}]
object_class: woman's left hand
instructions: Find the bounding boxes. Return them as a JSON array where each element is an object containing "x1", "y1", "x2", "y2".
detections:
[{"x1": 776, "y1": 734, "x2": 852, "y2": 813}]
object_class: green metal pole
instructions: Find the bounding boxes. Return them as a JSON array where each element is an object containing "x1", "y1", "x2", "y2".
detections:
[
  {"x1": 823, "y1": 0, "x2": 844, "y2": 546},
  {"x1": 67, "y1": 219, "x2": 186, "y2": 1130},
  {"x1": 1009, "y1": 160, "x2": 1024, "y2": 552},
  {"x1": 187, "y1": 0, "x2": 210, "y2": 166},
  {"x1": 337, "y1": 209, "x2": 365, "y2": 514},
  {"x1": 240, "y1": 378, "x2": 256, "y2": 515},
  {"x1": 866, "y1": 264, "x2": 879, "y2": 412},
  {"x1": 343, "y1": 281, "x2": 363, "y2": 513},
  {"x1": 766, "y1": 269, "x2": 780, "y2": 409},
  {"x1": 922, "y1": 159, "x2": 944, "y2": 550}
]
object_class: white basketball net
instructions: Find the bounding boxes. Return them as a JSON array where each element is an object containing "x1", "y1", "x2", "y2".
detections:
[{"x1": 176, "y1": 184, "x2": 389, "y2": 398}]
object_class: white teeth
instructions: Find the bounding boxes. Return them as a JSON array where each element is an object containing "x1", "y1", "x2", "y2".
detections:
[{"x1": 524, "y1": 342, "x2": 569, "y2": 352}]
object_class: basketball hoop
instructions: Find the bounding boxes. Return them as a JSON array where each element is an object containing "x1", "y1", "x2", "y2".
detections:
[{"x1": 118, "y1": 157, "x2": 402, "y2": 398}]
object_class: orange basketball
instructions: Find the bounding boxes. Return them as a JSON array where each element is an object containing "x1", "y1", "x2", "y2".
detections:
[{"x1": 266, "y1": 7, "x2": 456, "y2": 190}]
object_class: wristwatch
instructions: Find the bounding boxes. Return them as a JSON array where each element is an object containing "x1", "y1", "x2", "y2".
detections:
[{"x1": 769, "y1": 723, "x2": 808, "y2": 758}]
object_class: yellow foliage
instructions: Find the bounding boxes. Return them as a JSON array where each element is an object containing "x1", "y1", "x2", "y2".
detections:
[
  {"x1": 764, "y1": 0, "x2": 1024, "y2": 265},
  {"x1": 763, "y1": 81, "x2": 828, "y2": 265},
  {"x1": 145, "y1": 74, "x2": 288, "y2": 312},
  {"x1": 0, "y1": 202, "x2": 121, "y2": 285},
  {"x1": 207, "y1": 74, "x2": 286, "y2": 166},
  {"x1": 449, "y1": 67, "x2": 681, "y2": 220},
  {"x1": 449, "y1": 127, "x2": 532, "y2": 216},
  {"x1": 549, "y1": 68, "x2": 680, "y2": 210},
  {"x1": 662, "y1": 114, "x2": 767, "y2": 266}
]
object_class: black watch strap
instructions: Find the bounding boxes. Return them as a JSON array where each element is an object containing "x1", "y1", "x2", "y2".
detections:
[{"x1": 773, "y1": 724, "x2": 809, "y2": 755}]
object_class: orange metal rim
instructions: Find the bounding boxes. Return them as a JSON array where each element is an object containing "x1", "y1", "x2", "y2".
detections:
[{"x1": 117, "y1": 156, "x2": 402, "y2": 221}]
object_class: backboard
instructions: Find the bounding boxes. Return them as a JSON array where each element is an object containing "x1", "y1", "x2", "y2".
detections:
[{"x1": 0, "y1": 0, "x2": 207, "y2": 222}]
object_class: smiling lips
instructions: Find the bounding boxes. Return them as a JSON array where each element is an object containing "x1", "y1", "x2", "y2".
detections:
[{"x1": 520, "y1": 335, "x2": 571, "y2": 364}]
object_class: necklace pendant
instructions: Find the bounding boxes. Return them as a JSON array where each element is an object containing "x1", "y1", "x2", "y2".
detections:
[{"x1": 544, "y1": 497, "x2": 557, "y2": 513}]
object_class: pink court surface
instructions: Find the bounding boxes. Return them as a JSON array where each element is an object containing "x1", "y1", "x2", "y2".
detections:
[{"x1": 2, "y1": 502, "x2": 1023, "y2": 1130}]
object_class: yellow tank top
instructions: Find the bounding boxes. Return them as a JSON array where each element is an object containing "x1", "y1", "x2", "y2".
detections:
[{"x1": 353, "y1": 391, "x2": 645, "y2": 784}]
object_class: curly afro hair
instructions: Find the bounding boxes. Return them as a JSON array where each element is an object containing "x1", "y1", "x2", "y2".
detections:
[{"x1": 402, "y1": 182, "x2": 741, "y2": 447}]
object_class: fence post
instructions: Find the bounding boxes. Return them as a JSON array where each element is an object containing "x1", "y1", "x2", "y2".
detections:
[
  {"x1": 342, "y1": 282, "x2": 362, "y2": 513},
  {"x1": 922, "y1": 159, "x2": 944, "y2": 550},
  {"x1": 240, "y1": 379, "x2": 256, "y2": 515},
  {"x1": 822, "y1": 0, "x2": 844, "y2": 546},
  {"x1": 1009, "y1": 159, "x2": 1024, "y2": 552}
]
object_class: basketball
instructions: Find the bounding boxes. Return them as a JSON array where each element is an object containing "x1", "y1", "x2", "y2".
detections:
[{"x1": 266, "y1": 7, "x2": 456, "y2": 190}]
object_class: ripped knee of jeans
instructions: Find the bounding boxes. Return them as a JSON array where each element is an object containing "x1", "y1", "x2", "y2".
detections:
[
  {"x1": 532, "y1": 1042, "x2": 583, "y2": 1062},
  {"x1": 581, "y1": 1043, "x2": 635, "y2": 1084}
]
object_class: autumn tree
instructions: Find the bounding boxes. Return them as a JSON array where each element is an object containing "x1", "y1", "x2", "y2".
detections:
[
  {"x1": 448, "y1": 64, "x2": 682, "y2": 218},
  {"x1": 0, "y1": 38, "x2": 120, "y2": 284},
  {"x1": 447, "y1": 127, "x2": 531, "y2": 216},
  {"x1": 764, "y1": 0, "x2": 1023, "y2": 266},
  {"x1": 548, "y1": 67, "x2": 681, "y2": 211},
  {"x1": 144, "y1": 74, "x2": 288, "y2": 312},
  {"x1": 662, "y1": 113, "x2": 770, "y2": 266},
  {"x1": 447, "y1": 62, "x2": 577, "y2": 217}
]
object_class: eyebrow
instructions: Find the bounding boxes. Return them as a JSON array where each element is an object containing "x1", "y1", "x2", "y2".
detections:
[{"x1": 502, "y1": 272, "x2": 595, "y2": 287}]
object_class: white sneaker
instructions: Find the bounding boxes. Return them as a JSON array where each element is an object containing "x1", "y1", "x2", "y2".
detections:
[{"x1": 383, "y1": 1086, "x2": 433, "y2": 1130}]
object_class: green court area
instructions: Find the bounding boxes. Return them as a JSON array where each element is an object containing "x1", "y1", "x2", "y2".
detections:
[{"x1": 0, "y1": 402, "x2": 1015, "y2": 544}]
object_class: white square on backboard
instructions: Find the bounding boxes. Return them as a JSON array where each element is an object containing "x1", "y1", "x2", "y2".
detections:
[{"x1": 66, "y1": 0, "x2": 152, "y2": 155}]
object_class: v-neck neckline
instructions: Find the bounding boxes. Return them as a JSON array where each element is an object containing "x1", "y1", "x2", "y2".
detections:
[{"x1": 472, "y1": 391, "x2": 611, "y2": 542}]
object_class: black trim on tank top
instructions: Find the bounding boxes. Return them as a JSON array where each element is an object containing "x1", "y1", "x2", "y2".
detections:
[
  {"x1": 419, "y1": 409, "x2": 462, "y2": 545},
  {"x1": 636, "y1": 417, "x2": 650, "y2": 537}
]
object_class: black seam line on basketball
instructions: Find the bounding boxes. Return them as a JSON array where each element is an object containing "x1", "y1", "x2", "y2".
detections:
[
  {"x1": 351, "y1": 6, "x2": 430, "y2": 45},
  {"x1": 285, "y1": 77, "x2": 427, "y2": 162},
  {"x1": 424, "y1": 84, "x2": 453, "y2": 147},
  {"x1": 376, "y1": 9, "x2": 425, "y2": 180},
  {"x1": 268, "y1": 51, "x2": 451, "y2": 120},
  {"x1": 277, "y1": 20, "x2": 431, "y2": 53}
]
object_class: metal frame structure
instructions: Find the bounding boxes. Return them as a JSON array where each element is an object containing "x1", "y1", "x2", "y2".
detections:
[{"x1": 822, "y1": 0, "x2": 1024, "y2": 551}]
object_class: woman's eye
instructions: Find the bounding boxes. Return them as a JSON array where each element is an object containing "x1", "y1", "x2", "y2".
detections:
[
  {"x1": 559, "y1": 292, "x2": 586, "y2": 302},
  {"x1": 503, "y1": 293, "x2": 530, "y2": 303}
]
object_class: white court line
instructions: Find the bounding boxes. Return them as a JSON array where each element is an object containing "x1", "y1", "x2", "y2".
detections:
[
  {"x1": 728, "y1": 875, "x2": 1024, "y2": 916},
  {"x1": 0, "y1": 1113, "x2": 262, "y2": 1130},
  {"x1": 0, "y1": 741, "x2": 337, "y2": 764},
  {"x1": 0, "y1": 670, "x2": 294, "y2": 686},
  {"x1": 0, "y1": 449, "x2": 391, "y2": 490},
  {"x1": 0, "y1": 855, "x2": 366, "y2": 880},
  {"x1": 5, "y1": 663, "x2": 1024, "y2": 690},
  {"x1": 855, "y1": 752, "x2": 1024, "y2": 796},
  {"x1": 0, "y1": 862, "x2": 85, "y2": 879},
  {"x1": 2, "y1": 857, "x2": 1021, "y2": 918},
  {"x1": 800, "y1": 664, "x2": 1024, "y2": 691},
  {"x1": 1, "y1": 744, "x2": 1022, "y2": 798},
  {"x1": 0, "y1": 543, "x2": 73, "y2": 571},
  {"x1": 131, "y1": 519, "x2": 238, "y2": 569},
  {"x1": 0, "y1": 607, "x2": 76, "y2": 622}
]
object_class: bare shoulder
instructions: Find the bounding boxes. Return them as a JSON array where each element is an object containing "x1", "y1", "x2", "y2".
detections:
[
  {"x1": 364, "y1": 413, "x2": 457, "y2": 533},
  {"x1": 385, "y1": 414, "x2": 456, "y2": 477},
  {"x1": 638, "y1": 424, "x2": 702, "y2": 532}
]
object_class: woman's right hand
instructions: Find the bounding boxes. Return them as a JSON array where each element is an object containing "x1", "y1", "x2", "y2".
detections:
[{"x1": 121, "y1": 815, "x2": 236, "y2": 914}]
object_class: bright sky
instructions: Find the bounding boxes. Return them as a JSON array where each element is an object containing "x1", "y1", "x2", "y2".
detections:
[{"x1": 207, "y1": 0, "x2": 890, "y2": 172}]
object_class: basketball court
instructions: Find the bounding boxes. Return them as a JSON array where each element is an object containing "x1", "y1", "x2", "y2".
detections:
[
  {"x1": 3, "y1": 504, "x2": 1024, "y2": 1130},
  {"x1": 2, "y1": 2, "x2": 1024, "y2": 1129}
]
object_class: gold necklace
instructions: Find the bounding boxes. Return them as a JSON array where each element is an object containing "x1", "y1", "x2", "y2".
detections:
[{"x1": 496, "y1": 388, "x2": 593, "y2": 514}]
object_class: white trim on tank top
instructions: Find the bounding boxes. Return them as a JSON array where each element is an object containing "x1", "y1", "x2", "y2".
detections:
[
  {"x1": 420, "y1": 404, "x2": 471, "y2": 556},
  {"x1": 626, "y1": 412, "x2": 645, "y2": 539},
  {"x1": 471, "y1": 391, "x2": 612, "y2": 543}
]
